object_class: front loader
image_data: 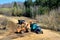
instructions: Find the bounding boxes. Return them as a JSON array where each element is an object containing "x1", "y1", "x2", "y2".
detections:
[{"x1": 15, "y1": 20, "x2": 30, "y2": 34}]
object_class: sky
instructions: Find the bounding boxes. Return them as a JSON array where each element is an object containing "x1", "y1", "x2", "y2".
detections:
[{"x1": 0, "y1": 0, "x2": 35, "y2": 4}]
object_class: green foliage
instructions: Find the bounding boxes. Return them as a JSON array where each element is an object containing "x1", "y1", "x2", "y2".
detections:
[
  {"x1": 0, "y1": 8, "x2": 12, "y2": 15},
  {"x1": 34, "y1": 0, "x2": 41, "y2": 5},
  {"x1": 0, "y1": 8, "x2": 11, "y2": 12},
  {"x1": 24, "y1": 0, "x2": 33, "y2": 8},
  {"x1": 12, "y1": 2, "x2": 23, "y2": 16},
  {"x1": 24, "y1": 0, "x2": 33, "y2": 18},
  {"x1": 25, "y1": 7, "x2": 32, "y2": 18},
  {"x1": 34, "y1": 0, "x2": 60, "y2": 15},
  {"x1": 38, "y1": 6, "x2": 44, "y2": 15},
  {"x1": 13, "y1": 2, "x2": 18, "y2": 8},
  {"x1": 24, "y1": 0, "x2": 60, "y2": 18}
]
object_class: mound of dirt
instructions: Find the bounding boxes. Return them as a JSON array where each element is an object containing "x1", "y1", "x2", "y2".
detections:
[{"x1": 0, "y1": 17, "x2": 18, "y2": 36}]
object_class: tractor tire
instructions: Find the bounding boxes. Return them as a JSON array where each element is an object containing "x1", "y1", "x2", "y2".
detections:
[
  {"x1": 36, "y1": 31, "x2": 40, "y2": 34},
  {"x1": 28, "y1": 29, "x2": 30, "y2": 32},
  {"x1": 35, "y1": 30, "x2": 43, "y2": 34},
  {"x1": 20, "y1": 30, "x2": 24, "y2": 34},
  {"x1": 26, "y1": 28, "x2": 30, "y2": 32},
  {"x1": 40, "y1": 31, "x2": 43, "y2": 34}
]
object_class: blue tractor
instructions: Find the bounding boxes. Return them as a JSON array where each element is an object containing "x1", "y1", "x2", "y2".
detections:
[{"x1": 30, "y1": 23, "x2": 43, "y2": 34}]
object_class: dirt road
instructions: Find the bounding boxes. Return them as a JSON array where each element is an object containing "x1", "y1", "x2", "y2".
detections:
[
  {"x1": 12, "y1": 29, "x2": 60, "y2": 40},
  {"x1": 0, "y1": 29, "x2": 60, "y2": 40}
]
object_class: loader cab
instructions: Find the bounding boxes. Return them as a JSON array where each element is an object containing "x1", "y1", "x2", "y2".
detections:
[{"x1": 18, "y1": 20, "x2": 25, "y2": 24}]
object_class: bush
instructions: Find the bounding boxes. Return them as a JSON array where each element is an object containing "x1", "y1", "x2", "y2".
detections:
[{"x1": 36, "y1": 9, "x2": 60, "y2": 31}]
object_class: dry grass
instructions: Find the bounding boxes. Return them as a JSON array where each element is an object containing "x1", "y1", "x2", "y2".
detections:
[{"x1": 36, "y1": 9, "x2": 60, "y2": 31}]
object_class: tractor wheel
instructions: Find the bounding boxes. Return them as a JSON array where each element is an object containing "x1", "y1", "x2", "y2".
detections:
[
  {"x1": 25, "y1": 28, "x2": 30, "y2": 32},
  {"x1": 40, "y1": 31, "x2": 43, "y2": 34},
  {"x1": 28, "y1": 29, "x2": 30, "y2": 32},
  {"x1": 36, "y1": 31, "x2": 40, "y2": 34},
  {"x1": 20, "y1": 30, "x2": 24, "y2": 34},
  {"x1": 35, "y1": 30, "x2": 43, "y2": 34}
]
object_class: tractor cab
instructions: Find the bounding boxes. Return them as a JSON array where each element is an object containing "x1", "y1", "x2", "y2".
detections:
[
  {"x1": 15, "y1": 20, "x2": 30, "y2": 34},
  {"x1": 18, "y1": 20, "x2": 25, "y2": 24}
]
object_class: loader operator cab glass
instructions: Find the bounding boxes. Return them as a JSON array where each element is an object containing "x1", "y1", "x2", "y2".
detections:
[{"x1": 23, "y1": 21, "x2": 26, "y2": 24}]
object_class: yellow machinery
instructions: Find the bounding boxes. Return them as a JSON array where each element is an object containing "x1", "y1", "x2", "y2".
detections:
[{"x1": 16, "y1": 20, "x2": 30, "y2": 34}]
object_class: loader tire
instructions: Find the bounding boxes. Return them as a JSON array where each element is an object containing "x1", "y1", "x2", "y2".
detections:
[
  {"x1": 20, "y1": 30, "x2": 24, "y2": 34},
  {"x1": 40, "y1": 31, "x2": 43, "y2": 34},
  {"x1": 26, "y1": 28, "x2": 30, "y2": 32}
]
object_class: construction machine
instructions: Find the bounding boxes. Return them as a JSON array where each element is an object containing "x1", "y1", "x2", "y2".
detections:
[{"x1": 15, "y1": 20, "x2": 30, "y2": 34}]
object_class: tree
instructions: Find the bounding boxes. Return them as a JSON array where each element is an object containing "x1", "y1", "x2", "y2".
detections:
[
  {"x1": 24, "y1": 0, "x2": 33, "y2": 18},
  {"x1": 12, "y1": 2, "x2": 18, "y2": 16},
  {"x1": 12, "y1": 2, "x2": 23, "y2": 16},
  {"x1": 24, "y1": 0, "x2": 60, "y2": 18}
]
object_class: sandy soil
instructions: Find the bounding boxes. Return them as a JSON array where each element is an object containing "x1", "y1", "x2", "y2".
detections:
[
  {"x1": 0, "y1": 15, "x2": 60, "y2": 40},
  {"x1": 12, "y1": 29, "x2": 60, "y2": 40},
  {"x1": 0, "y1": 29, "x2": 60, "y2": 40}
]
